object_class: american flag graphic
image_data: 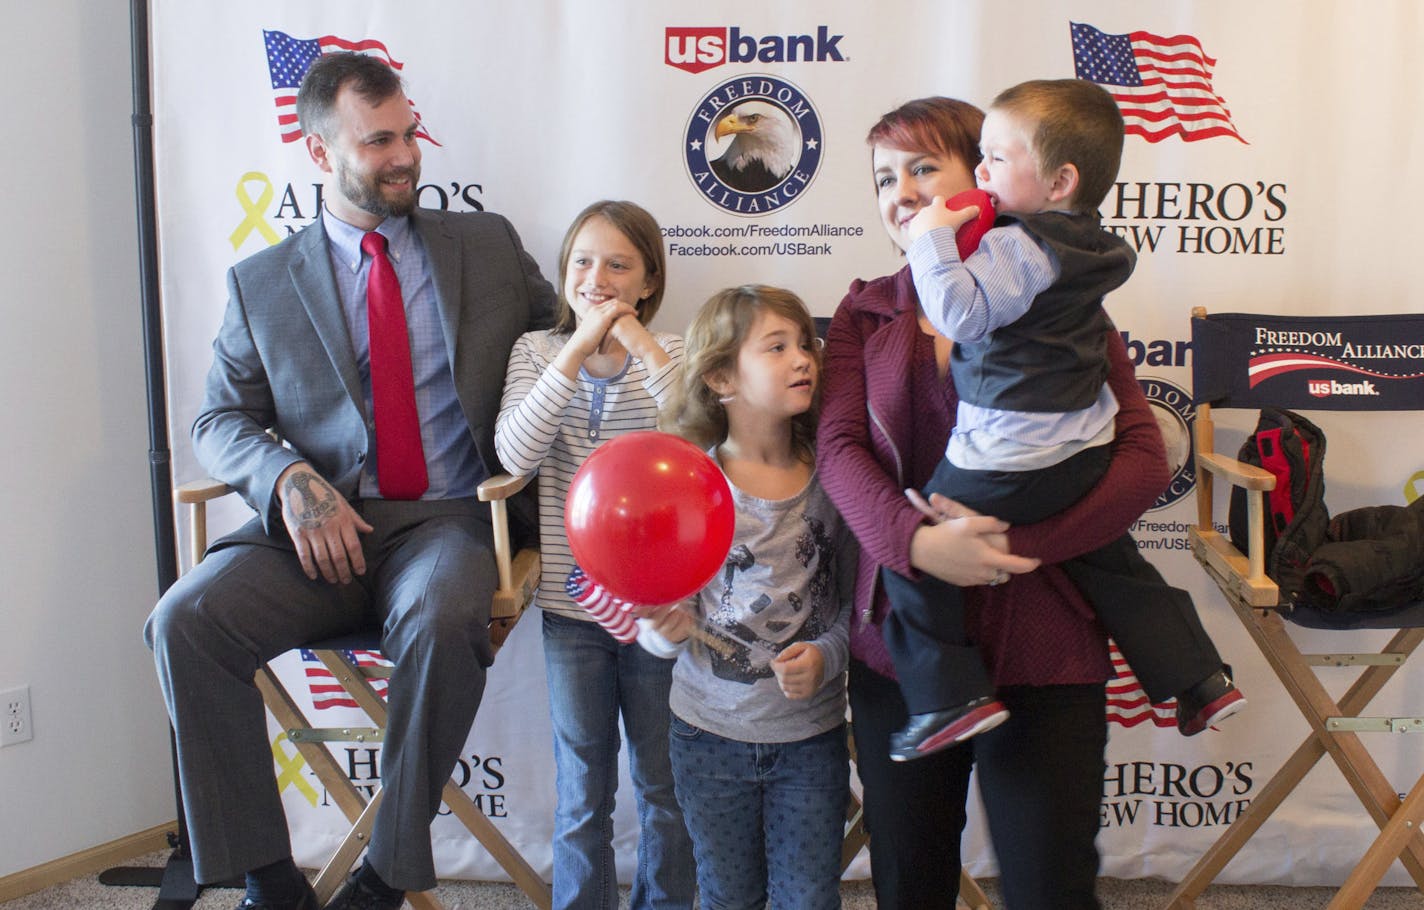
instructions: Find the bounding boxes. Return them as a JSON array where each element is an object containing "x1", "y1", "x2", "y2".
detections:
[
  {"x1": 301, "y1": 648, "x2": 392, "y2": 710},
  {"x1": 1070, "y1": 22, "x2": 1246, "y2": 144},
  {"x1": 1105, "y1": 641, "x2": 1178, "y2": 729},
  {"x1": 262, "y1": 30, "x2": 438, "y2": 145}
]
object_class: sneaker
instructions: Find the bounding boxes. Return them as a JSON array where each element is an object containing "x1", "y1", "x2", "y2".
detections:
[
  {"x1": 1177, "y1": 666, "x2": 1246, "y2": 736},
  {"x1": 888, "y1": 696, "x2": 1009, "y2": 761}
]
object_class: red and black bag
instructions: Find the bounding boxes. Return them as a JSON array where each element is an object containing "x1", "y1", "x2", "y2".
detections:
[{"x1": 1228, "y1": 408, "x2": 1329, "y2": 607}]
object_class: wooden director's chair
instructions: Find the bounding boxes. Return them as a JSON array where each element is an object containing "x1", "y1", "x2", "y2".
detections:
[
  {"x1": 1165, "y1": 308, "x2": 1424, "y2": 909},
  {"x1": 176, "y1": 471, "x2": 550, "y2": 910}
]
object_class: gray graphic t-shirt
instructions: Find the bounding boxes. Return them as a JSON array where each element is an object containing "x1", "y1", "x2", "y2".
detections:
[{"x1": 668, "y1": 466, "x2": 854, "y2": 744}]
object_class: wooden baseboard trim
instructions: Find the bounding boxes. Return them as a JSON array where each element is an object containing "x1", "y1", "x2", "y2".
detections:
[{"x1": 0, "y1": 822, "x2": 175, "y2": 903}]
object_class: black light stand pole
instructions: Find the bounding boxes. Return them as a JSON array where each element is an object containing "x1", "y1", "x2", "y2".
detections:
[
  {"x1": 129, "y1": 0, "x2": 178, "y2": 598},
  {"x1": 96, "y1": 1, "x2": 225, "y2": 905}
]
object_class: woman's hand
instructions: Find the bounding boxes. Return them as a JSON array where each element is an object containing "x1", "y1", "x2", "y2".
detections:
[
  {"x1": 771, "y1": 641, "x2": 825, "y2": 700},
  {"x1": 907, "y1": 492, "x2": 1040, "y2": 587}
]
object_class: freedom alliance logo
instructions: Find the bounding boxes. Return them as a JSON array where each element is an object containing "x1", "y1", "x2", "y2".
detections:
[
  {"x1": 1243, "y1": 322, "x2": 1424, "y2": 406},
  {"x1": 1140, "y1": 376, "x2": 1195, "y2": 511},
  {"x1": 683, "y1": 75, "x2": 823, "y2": 217},
  {"x1": 665, "y1": 26, "x2": 846, "y2": 74}
]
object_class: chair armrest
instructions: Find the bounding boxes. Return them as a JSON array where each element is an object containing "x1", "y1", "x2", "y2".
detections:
[
  {"x1": 1192, "y1": 451, "x2": 1278, "y2": 600},
  {"x1": 477, "y1": 472, "x2": 533, "y2": 502},
  {"x1": 478, "y1": 473, "x2": 541, "y2": 644},
  {"x1": 1196, "y1": 451, "x2": 1277, "y2": 491},
  {"x1": 175, "y1": 477, "x2": 235, "y2": 504},
  {"x1": 173, "y1": 477, "x2": 239, "y2": 569},
  {"x1": 1189, "y1": 526, "x2": 1281, "y2": 608}
]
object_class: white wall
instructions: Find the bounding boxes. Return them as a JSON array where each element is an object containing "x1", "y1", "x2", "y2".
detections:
[{"x1": 0, "y1": 0, "x2": 174, "y2": 875}]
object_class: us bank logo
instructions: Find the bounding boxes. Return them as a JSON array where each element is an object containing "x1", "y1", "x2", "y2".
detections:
[
  {"x1": 683, "y1": 75, "x2": 823, "y2": 217},
  {"x1": 665, "y1": 26, "x2": 847, "y2": 74}
]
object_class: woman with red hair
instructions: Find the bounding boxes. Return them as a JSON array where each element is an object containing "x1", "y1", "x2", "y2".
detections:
[{"x1": 817, "y1": 96, "x2": 1171, "y2": 909}]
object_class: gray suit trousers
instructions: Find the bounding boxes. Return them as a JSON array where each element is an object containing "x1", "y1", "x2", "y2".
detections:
[{"x1": 145, "y1": 498, "x2": 496, "y2": 891}]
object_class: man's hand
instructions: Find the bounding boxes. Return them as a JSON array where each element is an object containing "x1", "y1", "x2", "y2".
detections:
[
  {"x1": 906, "y1": 195, "x2": 980, "y2": 244},
  {"x1": 277, "y1": 463, "x2": 373, "y2": 583},
  {"x1": 771, "y1": 641, "x2": 825, "y2": 700}
]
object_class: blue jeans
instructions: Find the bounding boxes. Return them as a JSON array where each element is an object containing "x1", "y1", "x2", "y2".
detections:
[
  {"x1": 542, "y1": 611, "x2": 696, "y2": 910},
  {"x1": 668, "y1": 717, "x2": 849, "y2": 910}
]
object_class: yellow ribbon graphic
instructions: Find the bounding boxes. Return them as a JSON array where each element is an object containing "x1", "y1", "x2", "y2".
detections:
[
  {"x1": 230, "y1": 171, "x2": 282, "y2": 250},
  {"x1": 272, "y1": 731, "x2": 319, "y2": 806},
  {"x1": 1406, "y1": 471, "x2": 1424, "y2": 504}
]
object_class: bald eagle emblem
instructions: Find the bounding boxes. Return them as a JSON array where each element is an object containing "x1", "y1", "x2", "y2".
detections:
[
  {"x1": 710, "y1": 101, "x2": 798, "y2": 193},
  {"x1": 684, "y1": 74, "x2": 823, "y2": 216}
]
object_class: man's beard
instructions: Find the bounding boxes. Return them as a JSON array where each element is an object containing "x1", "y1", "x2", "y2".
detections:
[{"x1": 337, "y1": 161, "x2": 420, "y2": 219}]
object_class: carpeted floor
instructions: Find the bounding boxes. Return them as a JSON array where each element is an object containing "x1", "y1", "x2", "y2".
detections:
[{"x1": 4, "y1": 852, "x2": 1424, "y2": 909}]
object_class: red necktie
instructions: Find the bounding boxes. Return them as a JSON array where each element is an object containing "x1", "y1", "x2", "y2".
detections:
[{"x1": 362, "y1": 231, "x2": 428, "y2": 500}]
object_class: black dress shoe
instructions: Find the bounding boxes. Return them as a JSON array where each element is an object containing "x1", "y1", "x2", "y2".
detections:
[
  {"x1": 235, "y1": 879, "x2": 319, "y2": 910},
  {"x1": 324, "y1": 870, "x2": 406, "y2": 910},
  {"x1": 888, "y1": 696, "x2": 1009, "y2": 761}
]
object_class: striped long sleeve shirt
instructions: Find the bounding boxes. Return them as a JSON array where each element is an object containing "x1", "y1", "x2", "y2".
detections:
[{"x1": 494, "y1": 329, "x2": 684, "y2": 619}]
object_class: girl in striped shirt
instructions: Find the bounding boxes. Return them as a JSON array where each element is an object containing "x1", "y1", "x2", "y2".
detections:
[{"x1": 494, "y1": 199, "x2": 694, "y2": 910}]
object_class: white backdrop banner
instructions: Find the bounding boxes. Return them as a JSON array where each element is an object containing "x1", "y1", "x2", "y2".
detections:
[{"x1": 150, "y1": 0, "x2": 1424, "y2": 887}]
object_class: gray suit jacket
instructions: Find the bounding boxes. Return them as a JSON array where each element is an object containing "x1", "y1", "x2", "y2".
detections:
[{"x1": 193, "y1": 208, "x2": 557, "y2": 540}]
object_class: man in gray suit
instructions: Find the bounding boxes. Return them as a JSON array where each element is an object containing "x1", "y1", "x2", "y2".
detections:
[{"x1": 145, "y1": 53, "x2": 556, "y2": 910}]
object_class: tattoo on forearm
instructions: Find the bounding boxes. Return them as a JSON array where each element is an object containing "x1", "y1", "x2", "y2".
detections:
[{"x1": 283, "y1": 472, "x2": 339, "y2": 529}]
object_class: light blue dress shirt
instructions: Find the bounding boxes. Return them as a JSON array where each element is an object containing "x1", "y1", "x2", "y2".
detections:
[{"x1": 323, "y1": 208, "x2": 484, "y2": 499}]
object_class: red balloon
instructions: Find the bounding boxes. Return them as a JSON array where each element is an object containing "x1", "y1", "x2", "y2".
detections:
[
  {"x1": 946, "y1": 188, "x2": 996, "y2": 259},
  {"x1": 565, "y1": 431, "x2": 736, "y2": 606}
]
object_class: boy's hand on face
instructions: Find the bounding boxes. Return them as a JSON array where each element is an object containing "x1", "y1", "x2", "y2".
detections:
[{"x1": 906, "y1": 196, "x2": 981, "y2": 245}]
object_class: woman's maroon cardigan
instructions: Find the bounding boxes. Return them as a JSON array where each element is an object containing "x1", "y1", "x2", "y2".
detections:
[{"x1": 817, "y1": 265, "x2": 1170, "y2": 686}]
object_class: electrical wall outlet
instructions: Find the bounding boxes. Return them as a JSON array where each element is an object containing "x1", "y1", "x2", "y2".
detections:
[{"x1": 2, "y1": 685, "x2": 33, "y2": 746}]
